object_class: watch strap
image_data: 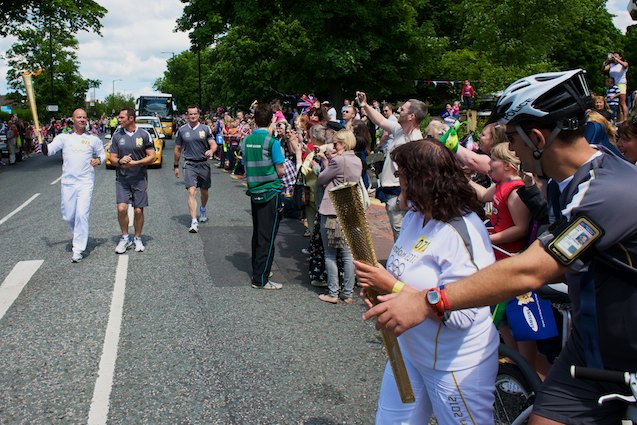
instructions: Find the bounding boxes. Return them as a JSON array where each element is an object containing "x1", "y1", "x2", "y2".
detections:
[{"x1": 439, "y1": 284, "x2": 450, "y2": 312}]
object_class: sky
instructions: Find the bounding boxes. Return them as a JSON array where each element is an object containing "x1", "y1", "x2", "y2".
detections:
[
  {"x1": 0, "y1": 0, "x2": 191, "y2": 101},
  {"x1": 0, "y1": 0, "x2": 635, "y2": 102}
]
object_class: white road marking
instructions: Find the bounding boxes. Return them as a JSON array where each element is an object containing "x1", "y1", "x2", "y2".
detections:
[
  {"x1": 88, "y1": 255, "x2": 129, "y2": 425},
  {"x1": 50, "y1": 176, "x2": 62, "y2": 185},
  {"x1": 0, "y1": 193, "x2": 40, "y2": 226},
  {"x1": 0, "y1": 260, "x2": 44, "y2": 321}
]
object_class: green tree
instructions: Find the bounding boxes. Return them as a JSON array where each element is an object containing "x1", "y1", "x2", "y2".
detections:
[
  {"x1": 549, "y1": 0, "x2": 622, "y2": 93},
  {"x1": 153, "y1": 50, "x2": 205, "y2": 112},
  {"x1": 5, "y1": 26, "x2": 89, "y2": 118},
  {"x1": 171, "y1": 0, "x2": 631, "y2": 109},
  {"x1": 176, "y1": 0, "x2": 444, "y2": 107},
  {"x1": 0, "y1": 0, "x2": 106, "y2": 37},
  {"x1": 102, "y1": 93, "x2": 135, "y2": 117},
  {"x1": 621, "y1": 24, "x2": 637, "y2": 92},
  {"x1": 431, "y1": 0, "x2": 622, "y2": 95}
]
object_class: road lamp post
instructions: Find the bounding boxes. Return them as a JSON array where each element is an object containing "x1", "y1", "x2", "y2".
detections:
[{"x1": 111, "y1": 79, "x2": 122, "y2": 115}]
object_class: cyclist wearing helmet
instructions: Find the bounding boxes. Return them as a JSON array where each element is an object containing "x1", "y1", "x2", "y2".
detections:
[{"x1": 361, "y1": 69, "x2": 637, "y2": 424}]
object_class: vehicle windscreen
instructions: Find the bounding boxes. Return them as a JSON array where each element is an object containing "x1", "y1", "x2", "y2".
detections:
[{"x1": 139, "y1": 98, "x2": 173, "y2": 121}]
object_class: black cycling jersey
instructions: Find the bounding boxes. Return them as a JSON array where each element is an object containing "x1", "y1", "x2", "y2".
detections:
[{"x1": 540, "y1": 147, "x2": 637, "y2": 371}]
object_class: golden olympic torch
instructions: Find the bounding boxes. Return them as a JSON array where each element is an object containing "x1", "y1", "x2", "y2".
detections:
[
  {"x1": 21, "y1": 70, "x2": 44, "y2": 145},
  {"x1": 329, "y1": 182, "x2": 415, "y2": 404}
]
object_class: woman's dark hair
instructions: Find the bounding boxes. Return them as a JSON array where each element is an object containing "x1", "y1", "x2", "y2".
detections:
[
  {"x1": 308, "y1": 106, "x2": 326, "y2": 122},
  {"x1": 351, "y1": 119, "x2": 370, "y2": 153},
  {"x1": 391, "y1": 140, "x2": 483, "y2": 222},
  {"x1": 618, "y1": 119, "x2": 637, "y2": 141}
]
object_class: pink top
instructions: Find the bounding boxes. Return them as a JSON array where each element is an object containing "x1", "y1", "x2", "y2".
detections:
[{"x1": 274, "y1": 111, "x2": 286, "y2": 123}]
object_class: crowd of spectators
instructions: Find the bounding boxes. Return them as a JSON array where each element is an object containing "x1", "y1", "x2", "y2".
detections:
[
  {"x1": 0, "y1": 115, "x2": 110, "y2": 166},
  {"x1": 2, "y1": 58, "x2": 636, "y2": 421}
]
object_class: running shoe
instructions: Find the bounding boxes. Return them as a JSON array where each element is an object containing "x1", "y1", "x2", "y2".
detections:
[
  {"x1": 134, "y1": 237, "x2": 145, "y2": 252},
  {"x1": 115, "y1": 235, "x2": 132, "y2": 254},
  {"x1": 251, "y1": 281, "x2": 283, "y2": 290},
  {"x1": 72, "y1": 252, "x2": 83, "y2": 263},
  {"x1": 199, "y1": 208, "x2": 208, "y2": 223},
  {"x1": 189, "y1": 221, "x2": 199, "y2": 233}
]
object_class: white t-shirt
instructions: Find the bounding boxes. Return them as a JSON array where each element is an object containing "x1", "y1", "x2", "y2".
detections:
[
  {"x1": 47, "y1": 132, "x2": 106, "y2": 185},
  {"x1": 378, "y1": 121, "x2": 422, "y2": 187},
  {"x1": 327, "y1": 107, "x2": 337, "y2": 121},
  {"x1": 381, "y1": 114, "x2": 398, "y2": 154},
  {"x1": 388, "y1": 210, "x2": 499, "y2": 371},
  {"x1": 609, "y1": 62, "x2": 627, "y2": 85}
]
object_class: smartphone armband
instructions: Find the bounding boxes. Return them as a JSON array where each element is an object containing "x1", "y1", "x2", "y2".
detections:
[{"x1": 546, "y1": 216, "x2": 604, "y2": 266}]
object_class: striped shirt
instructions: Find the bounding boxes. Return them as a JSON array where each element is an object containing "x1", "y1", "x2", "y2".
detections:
[{"x1": 606, "y1": 85, "x2": 620, "y2": 107}]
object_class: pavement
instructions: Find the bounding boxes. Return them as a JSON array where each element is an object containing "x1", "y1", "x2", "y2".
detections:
[{"x1": 0, "y1": 137, "x2": 399, "y2": 424}]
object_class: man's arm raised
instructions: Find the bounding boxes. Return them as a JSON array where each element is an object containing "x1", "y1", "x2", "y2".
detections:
[{"x1": 356, "y1": 91, "x2": 394, "y2": 133}]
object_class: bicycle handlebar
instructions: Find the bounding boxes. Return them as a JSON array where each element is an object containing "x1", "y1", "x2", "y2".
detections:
[{"x1": 570, "y1": 365, "x2": 631, "y2": 385}]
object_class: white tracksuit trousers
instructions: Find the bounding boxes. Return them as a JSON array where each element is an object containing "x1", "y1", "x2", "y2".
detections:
[{"x1": 61, "y1": 183, "x2": 94, "y2": 255}]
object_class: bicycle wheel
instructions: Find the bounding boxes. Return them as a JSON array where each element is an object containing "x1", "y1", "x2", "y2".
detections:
[{"x1": 494, "y1": 344, "x2": 543, "y2": 425}]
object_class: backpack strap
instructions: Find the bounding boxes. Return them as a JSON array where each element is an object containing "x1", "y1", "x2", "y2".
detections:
[{"x1": 446, "y1": 216, "x2": 477, "y2": 270}]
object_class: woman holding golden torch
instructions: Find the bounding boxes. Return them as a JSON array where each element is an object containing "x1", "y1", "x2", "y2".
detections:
[{"x1": 354, "y1": 140, "x2": 498, "y2": 424}]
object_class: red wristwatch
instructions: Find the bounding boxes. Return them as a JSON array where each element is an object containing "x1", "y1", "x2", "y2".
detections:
[{"x1": 426, "y1": 288, "x2": 445, "y2": 317}]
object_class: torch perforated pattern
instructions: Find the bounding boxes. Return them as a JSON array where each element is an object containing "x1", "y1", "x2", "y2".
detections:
[
  {"x1": 329, "y1": 182, "x2": 378, "y2": 265},
  {"x1": 329, "y1": 182, "x2": 415, "y2": 404}
]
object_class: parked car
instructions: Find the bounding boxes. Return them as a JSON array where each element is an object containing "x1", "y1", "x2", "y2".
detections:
[
  {"x1": 135, "y1": 115, "x2": 165, "y2": 146},
  {"x1": 104, "y1": 123, "x2": 164, "y2": 169}
]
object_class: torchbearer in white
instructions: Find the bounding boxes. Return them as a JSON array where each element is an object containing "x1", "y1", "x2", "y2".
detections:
[{"x1": 41, "y1": 108, "x2": 106, "y2": 263}]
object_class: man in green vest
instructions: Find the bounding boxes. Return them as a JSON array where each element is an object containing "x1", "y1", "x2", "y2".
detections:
[
  {"x1": 109, "y1": 116, "x2": 118, "y2": 136},
  {"x1": 241, "y1": 103, "x2": 285, "y2": 289}
]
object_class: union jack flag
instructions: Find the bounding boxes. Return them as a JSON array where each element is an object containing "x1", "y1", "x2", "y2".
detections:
[{"x1": 297, "y1": 95, "x2": 317, "y2": 113}]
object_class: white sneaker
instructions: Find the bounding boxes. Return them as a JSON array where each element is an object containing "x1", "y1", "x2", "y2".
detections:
[
  {"x1": 199, "y1": 208, "x2": 208, "y2": 223},
  {"x1": 72, "y1": 252, "x2": 83, "y2": 263},
  {"x1": 134, "y1": 237, "x2": 145, "y2": 252},
  {"x1": 115, "y1": 235, "x2": 132, "y2": 254},
  {"x1": 251, "y1": 281, "x2": 283, "y2": 290},
  {"x1": 189, "y1": 221, "x2": 199, "y2": 233}
]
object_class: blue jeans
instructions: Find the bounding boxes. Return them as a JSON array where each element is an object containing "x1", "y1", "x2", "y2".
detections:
[
  {"x1": 385, "y1": 194, "x2": 405, "y2": 241},
  {"x1": 320, "y1": 214, "x2": 355, "y2": 298}
]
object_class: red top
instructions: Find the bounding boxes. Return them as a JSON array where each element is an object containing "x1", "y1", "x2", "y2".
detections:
[
  {"x1": 462, "y1": 85, "x2": 475, "y2": 97},
  {"x1": 490, "y1": 179, "x2": 525, "y2": 260}
]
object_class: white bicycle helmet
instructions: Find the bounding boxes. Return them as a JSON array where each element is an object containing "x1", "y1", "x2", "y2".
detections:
[{"x1": 488, "y1": 69, "x2": 592, "y2": 129}]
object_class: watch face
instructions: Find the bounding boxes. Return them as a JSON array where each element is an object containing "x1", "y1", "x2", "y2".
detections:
[{"x1": 427, "y1": 290, "x2": 440, "y2": 304}]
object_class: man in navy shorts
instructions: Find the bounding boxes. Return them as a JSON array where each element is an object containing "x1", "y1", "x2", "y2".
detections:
[
  {"x1": 109, "y1": 107, "x2": 156, "y2": 253},
  {"x1": 173, "y1": 105, "x2": 216, "y2": 233}
]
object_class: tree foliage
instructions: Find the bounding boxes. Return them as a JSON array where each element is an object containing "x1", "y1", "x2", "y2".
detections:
[
  {"x1": 2, "y1": 0, "x2": 106, "y2": 119},
  {"x1": 0, "y1": 0, "x2": 106, "y2": 37},
  {"x1": 169, "y1": 0, "x2": 628, "y2": 108},
  {"x1": 5, "y1": 26, "x2": 90, "y2": 118},
  {"x1": 154, "y1": 50, "x2": 204, "y2": 111},
  {"x1": 177, "y1": 0, "x2": 442, "y2": 107}
]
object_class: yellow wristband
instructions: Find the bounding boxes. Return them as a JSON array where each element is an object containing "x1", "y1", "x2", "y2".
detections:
[{"x1": 392, "y1": 280, "x2": 405, "y2": 294}]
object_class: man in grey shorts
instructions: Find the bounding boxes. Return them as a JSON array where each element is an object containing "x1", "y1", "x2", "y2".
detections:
[
  {"x1": 109, "y1": 107, "x2": 156, "y2": 253},
  {"x1": 174, "y1": 105, "x2": 216, "y2": 233}
]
